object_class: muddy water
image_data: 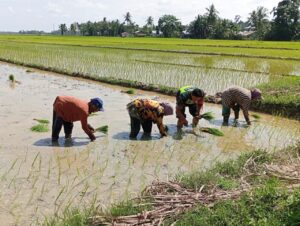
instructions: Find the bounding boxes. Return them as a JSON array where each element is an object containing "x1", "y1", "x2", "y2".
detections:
[{"x1": 0, "y1": 62, "x2": 299, "y2": 225}]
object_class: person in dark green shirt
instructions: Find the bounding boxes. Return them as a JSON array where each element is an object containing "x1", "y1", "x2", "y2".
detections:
[{"x1": 176, "y1": 86, "x2": 206, "y2": 129}]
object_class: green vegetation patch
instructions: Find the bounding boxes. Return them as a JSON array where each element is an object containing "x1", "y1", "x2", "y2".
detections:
[
  {"x1": 110, "y1": 200, "x2": 153, "y2": 217},
  {"x1": 169, "y1": 182, "x2": 300, "y2": 226},
  {"x1": 252, "y1": 75, "x2": 300, "y2": 120}
]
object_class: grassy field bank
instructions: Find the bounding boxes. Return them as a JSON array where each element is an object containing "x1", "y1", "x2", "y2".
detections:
[
  {"x1": 43, "y1": 143, "x2": 300, "y2": 225},
  {"x1": 0, "y1": 35, "x2": 299, "y2": 120}
]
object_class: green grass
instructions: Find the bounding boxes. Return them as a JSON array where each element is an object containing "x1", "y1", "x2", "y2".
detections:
[
  {"x1": 31, "y1": 123, "x2": 49, "y2": 132},
  {"x1": 43, "y1": 206, "x2": 98, "y2": 226},
  {"x1": 176, "y1": 150, "x2": 271, "y2": 190},
  {"x1": 168, "y1": 182, "x2": 300, "y2": 226},
  {"x1": 110, "y1": 200, "x2": 153, "y2": 217}
]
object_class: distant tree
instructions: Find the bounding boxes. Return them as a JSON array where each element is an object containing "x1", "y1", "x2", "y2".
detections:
[
  {"x1": 247, "y1": 7, "x2": 270, "y2": 40},
  {"x1": 270, "y1": 0, "x2": 300, "y2": 40},
  {"x1": 70, "y1": 23, "x2": 78, "y2": 35},
  {"x1": 158, "y1": 14, "x2": 182, "y2": 37},
  {"x1": 59, "y1": 24, "x2": 67, "y2": 35},
  {"x1": 188, "y1": 15, "x2": 209, "y2": 38},
  {"x1": 205, "y1": 4, "x2": 220, "y2": 38},
  {"x1": 146, "y1": 16, "x2": 154, "y2": 27},
  {"x1": 124, "y1": 12, "x2": 132, "y2": 25},
  {"x1": 206, "y1": 4, "x2": 219, "y2": 26}
]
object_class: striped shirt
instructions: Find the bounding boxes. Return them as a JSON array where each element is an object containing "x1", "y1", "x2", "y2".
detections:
[
  {"x1": 127, "y1": 99, "x2": 166, "y2": 136},
  {"x1": 222, "y1": 86, "x2": 251, "y2": 119}
]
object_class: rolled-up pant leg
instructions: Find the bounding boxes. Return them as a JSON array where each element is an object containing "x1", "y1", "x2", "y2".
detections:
[
  {"x1": 232, "y1": 104, "x2": 240, "y2": 120},
  {"x1": 141, "y1": 120, "x2": 153, "y2": 134},
  {"x1": 222, "y1": 104, "x2": 231, "y2": 123},
  {"x1": 52, "y1": 111, "x2": 63, "y2": 141},
  {"x1": 130, "y1": 116, "x2": 141, "y2": 138}
]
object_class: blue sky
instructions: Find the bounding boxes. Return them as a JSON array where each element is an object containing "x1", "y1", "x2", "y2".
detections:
[{"x1": 0, "y1": 0, "x2": 280, "y2": 32}]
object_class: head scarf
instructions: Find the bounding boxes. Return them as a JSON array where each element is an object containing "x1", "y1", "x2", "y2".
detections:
[{"x1": 160, "y1": 102, "x2": 174, "y2": 116}]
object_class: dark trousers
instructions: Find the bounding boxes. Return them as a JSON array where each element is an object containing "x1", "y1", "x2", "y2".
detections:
[
  {"x1": 52, "y1": 111, "x2": 74, "y2": 141},
  {"x1": 129, "y1": 116, "x2": 152, "y2": 138}
]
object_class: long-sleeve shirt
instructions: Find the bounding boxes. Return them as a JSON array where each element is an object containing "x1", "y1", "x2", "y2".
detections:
[
  {"x1": 53, "y1": 96, "x2": 94, "y2": 139},
  {"x1": 127, "y1": 99, "x2": 167, "y2": 136},
  {"x1": 221, "y1": 86, "x2": 252, "y2": 120},
  {"x1": 176, "y1": 86, "x2": 204, "y2": 115}
]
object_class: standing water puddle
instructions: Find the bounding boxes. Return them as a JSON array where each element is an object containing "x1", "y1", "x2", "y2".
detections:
[{"x1": 0, "y1": 62, "x2": 299, "y2": 225}]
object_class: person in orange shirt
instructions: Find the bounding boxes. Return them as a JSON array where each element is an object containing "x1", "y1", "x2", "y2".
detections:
[{"x1": 52, "y1": 96, "x2": 104, "y2": 142}]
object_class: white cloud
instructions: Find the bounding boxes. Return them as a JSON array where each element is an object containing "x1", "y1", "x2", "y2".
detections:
[
  {"x1": 8, "y1": 6, "x2": 15, "y2": 14},
  {"x1": 47, "y1": 2, "x2": 62, "y2": 14}
]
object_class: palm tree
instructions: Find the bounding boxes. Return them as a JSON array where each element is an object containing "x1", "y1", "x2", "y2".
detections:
[
  {"x1": 206, "y1": 4, "x2": 219, "y2": 26},
  {"x1": 146, "y1": 16, "x2": 154, "y2": 27},
  {"x1": 247, "y1": 6, "x2": 270, "y2": 39},
  {"x1": 124, "y1": 12, "x2": 132, "y2": 25}
]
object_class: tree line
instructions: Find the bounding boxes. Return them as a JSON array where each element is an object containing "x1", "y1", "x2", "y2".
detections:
[{"x1": 56, "y1": 0, "x2": 300, "y2": 41}]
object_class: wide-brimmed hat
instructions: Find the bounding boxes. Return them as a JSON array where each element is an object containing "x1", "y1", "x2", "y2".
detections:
[
  {"x1": 90, "y1": 98, "x2": 104, "y2": 111},
  {"x1": 160, "y1": 102, "x2": 174, "y2": 116}
]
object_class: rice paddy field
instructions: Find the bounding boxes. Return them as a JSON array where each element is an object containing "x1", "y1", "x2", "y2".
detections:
[
  {"x1": 0, "y1": 35, "x2": 300, "y2": 225},
  {"x1": 0, "y1": 35, "x2": 300, "y2": 96}
]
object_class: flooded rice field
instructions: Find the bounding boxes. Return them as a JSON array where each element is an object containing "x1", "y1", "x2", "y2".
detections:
[{"x1": 0, "y1": 62, "x2": 299, "y2": 225}]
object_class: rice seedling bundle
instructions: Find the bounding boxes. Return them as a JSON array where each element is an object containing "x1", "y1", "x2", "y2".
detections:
[
  {"x1": 200, "y1": 127, "x2": 224, "y2": 136},
  {"x1": 95, "y1": 125, "x2": 108, "y2": 134},
  {"x1": 9, "y1": 74, "x2": 15, "y2": 82},
  {"x1": 201, "y1": 112, "x2": 215, "y2": 121},
  {"x1": 34, "y1": 119, "x2": 49, "y2": 124},
  {"x1": 31, "y1": 123, "x2": 49, "y2": 132}
]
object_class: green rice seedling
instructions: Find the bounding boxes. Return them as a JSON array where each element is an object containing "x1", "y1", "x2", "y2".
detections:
[
  {"x1": 33, "y1": 118, "x2": 49, "y2": 124},
  {"x1": 200, "y1": 127, "x2": 224, "y2": 136},
  {"x1": 252, "y1": 113, "x2": 261, "y2": 119},
  {"x1": 26, "y1": 69, "x2": 34, "y2": 73},
  {"x1": 201, "y1": 111, "x2": 215, "y2": 121},
  {"x1": 95, "y1": 125, "x2": 108, "y2": 134},
  {"x1": 8, "y1": 74, "x2": 15, "y2": 82},
  {"x1": 126, "y1": 89, "x2": 135, "y2": 94},
  {"x1": 31, "y1": 123, "x2": 49, "y2": 132}
]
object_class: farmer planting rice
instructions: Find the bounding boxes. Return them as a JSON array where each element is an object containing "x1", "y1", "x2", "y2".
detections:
[
  {"x1": 52, "y1": 96, "x2": 104, "y2": 142},
  {"x1": 221, "y1": 86, "x2": 262, "y2": 126},
  {"x1": 127, "y1": 99, "x2": 173, "y2": 138},
  {"x1": 176, "y1": 86, "x2": 206, "y2": 129}
]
